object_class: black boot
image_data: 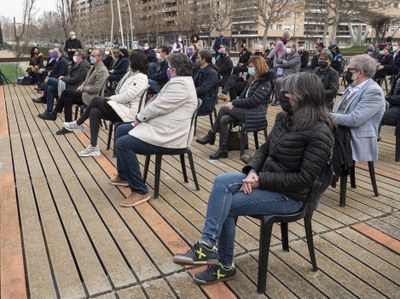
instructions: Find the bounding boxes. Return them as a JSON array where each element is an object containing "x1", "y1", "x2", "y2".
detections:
[
  {"x1": 196, "y1": 130, "x2": 216, "y2": 145},
  {"x1": 209, "y1": 150, "x2": 228, "y2": 159}
]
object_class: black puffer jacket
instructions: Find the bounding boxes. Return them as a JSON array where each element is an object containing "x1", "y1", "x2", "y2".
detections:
[
  {"x1": 232, "y1": 71, "x2": 275, "y2": 132},
  {"x1": 243, "y1": 112, "x2": 334, "y2": 202}
]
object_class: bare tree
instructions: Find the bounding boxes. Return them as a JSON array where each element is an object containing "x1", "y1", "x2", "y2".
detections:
[
  {"x1": 57, "y1": 0, "x2": 77, "y2": 39},
  {"x1": 13, "y1": 0, "x2": 37, "y2": 58},
  {"x1": 198, "y1": 0, "x2": 237, "y2": 32},
  {"x1": 251, "y1": 0, "x2": 304, "y2": 45}
]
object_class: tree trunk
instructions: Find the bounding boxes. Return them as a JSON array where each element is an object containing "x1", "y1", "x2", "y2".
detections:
[
  {"x1": 330, "y1": 15, "x2": 338, "y2": 44},
  {"x1": 262, "y1": 24, "x2": 270, "y2": 47},
  {"x1": 110, "y1": 0, "x2": 114, "y2": 45}
]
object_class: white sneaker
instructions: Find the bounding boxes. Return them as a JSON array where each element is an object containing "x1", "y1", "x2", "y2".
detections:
[
  {"x1": 78, "y1": 145, "x2": 101, "y2": 157},
  {"x1": 64, "y1": 121, "x2": 84, "y2": 133}
]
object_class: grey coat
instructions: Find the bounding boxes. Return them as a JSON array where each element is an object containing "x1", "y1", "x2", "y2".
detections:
[
  {"x1": 61, "y1": 60, "x2": 91, "y2": 90},
  {"x1": 276, "y1": 52, "x2": 301, "y2": 77},
  {"x1": 332, "y1": 79, "x2": 385, "y2": 162},
  {"x1": 81, "y1": 62, "x2": 109, "y2": 105}
]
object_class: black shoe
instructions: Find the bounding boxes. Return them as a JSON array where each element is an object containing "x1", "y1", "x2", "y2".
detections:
[
  {"x1": 38, "y1": 110, "x2": 56, "y2": 121},
  {"x1": 173, "y1": 241, "x2": 218, "y2": 265},
  {"x1": 55, "y1": 127, "x2": 72, "y2": 135},
  {"x1": 196, "y1": 131, "x2": 216, "y2": 145},
  {"x1": 209, "y1": 150, "x2": 228, "y2": 160},
  {"x1": 32, "y1": 97, "x2": 46, "y2": 104},
  {"x1": 192, "y1": 263, "x2": 236, "y2": 285},
  {"x1": 240, "y1": 154, "x2": 252, "y2": 164}
]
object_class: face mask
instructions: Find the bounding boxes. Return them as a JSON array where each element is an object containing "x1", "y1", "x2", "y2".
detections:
[
  {"x1": 298, "y1": 46, "x2": 304, "y2": 51},
  {"x1": 286, "y1": 48, "x2": 292, "y2": 54},
  {"x1": 105, "y1": 50, "x2": 110, "y2": 55},
  {"x1": 144, "y1": 46, "x2": 149, "y2": 50},
  {"x1": 118, "y1": 54, "x2": 123, "y2": 59},
  {"x1": 280, "y1": 94, "x2": 292, "y2": 113},
  {"x1": 318, "y1": 61, "x2": 329, "y2": 69},
  {"x1": 50, "y1": 52, "x2": 58, "y2": 58},
  {"x1": 187, "y1": 49, "x2": 193, "y2": 56},
  {"x1": 219, "y1": 53, "x2": 226, "y2": 58},
  {"x1": 73, "y1": 56, "x2": 78, "y2": 63},
  {"x1": 156, "y1": 52, "x2": 161, "y2": 60},
  {"x1": 178, "y1": 38, "x2": 182, "y2": 42},
  {"x1": 368, "y1": 48, "x2": 374, "y2": 52},
  {"x1": 255, "y1": 51, "x2": 263, "y2": 56},
  {"x1": 220, "y1": 34, "x2": 224, "y2": 38},
  {"x1": 393, "y1": 46, "x2": 398, "y2": 52},
  {"x1": 166, "y1": 68, "x2": 171, "y2": 79},
  {"x1": 89, "y1": 56, "x2": 96, "y2": 65},
  {"x1": 247, "y1": 67, "x2": 255, "y2": 76},
  {"x1": 378, "y1": 50, "x2": 384, "y2": 55},
  {"x1": 34, "y1": 50, "x2": 39, "y2": 54},
  {"x1": 345, "y1": 70, "x2": 356, "y2": 85},
  {"x1": 193, "y1": 37, "x2": 197, "y2": 41},
  {"x1": 71, "y1": 35, "x2": 76, "y2": 40}
]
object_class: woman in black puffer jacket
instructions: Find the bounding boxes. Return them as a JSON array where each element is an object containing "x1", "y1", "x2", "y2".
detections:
[
  {"x1": 173, "y1": 72, "x2": 335, "y2": 285},
  {"x1": 197, "y1": 56, "x2": 275, "y2": 159}
]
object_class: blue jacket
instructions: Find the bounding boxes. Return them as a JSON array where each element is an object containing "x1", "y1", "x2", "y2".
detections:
[
  {"x1": 194, "y1": 65, "x2": 219, "y2": 115},
  {"x1": 112, "y1": 58, "x2": 129, "y2": 78}
]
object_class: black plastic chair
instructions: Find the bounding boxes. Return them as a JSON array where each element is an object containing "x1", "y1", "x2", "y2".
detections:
[
  {"x1": 250, "y1": 160, "x2": 334, "y2": 294},
  {"x1": 339, "y1": 161, "x2": 379, "y2": 207},
  {"x1": 195, "y1": 84, "x2": 220, "y2": 133},
  {"x1": 141, "y1": 99, "x2": 202, "y2": 198},
  {"x1": 396, "y1": 134, "x2": 400, "y2": 162}
]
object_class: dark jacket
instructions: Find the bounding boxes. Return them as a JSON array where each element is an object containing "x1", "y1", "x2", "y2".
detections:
[
  {"x1": 61, "y1": 60, "x2": 91, "y2": 90},
  {"x1": 314, "y1": 66, "x2": 339, "y2": 108},
  {"x1": 310, "y1": 53, "x2": 319, "y2": 69},
  {"x1": 144, "y1": 49, "x2": 157, "y2": 63},
  {"x1": 64, "y1": 38, "x2": 83, "y2": 61},
  {"x1": 28, "y1": 52, "x2": 44, "y2": 70},
  {"x1": 150, "y1": 59, "x2": 169, "y2": 86},
  {"x1": 243, "y1": 112, "x2": 334, "y2": 202},
  {"x1": 103, "y1": 55, "x2": 114, "y2": 70},
  {"x1": 44, "y1": 57, "x2": 56, "y2": 71},
  {"x1": 213, "y1": 37, "x2": 229, "y2": 53},
  {"x1": 393, "y1": 52, "x2": 400, "y2": 74},
  {"x1": 50, "y1": 56, "x2": 69, "y2": 78},
  {"x1": 216, "y1": 55, "x2": 233, "y2": 86},
  {"x1": 375, "y1": 54, "x2": 397, "y2": 78},
  {"x1": 111, "y1": 57, "x2": 129, "y2": 77},
  {"x1": 330, "y1": 52, "x2": 343, "y2": 74},
  {"x1": 386, "y1": 73, "x2": 400, "y2": 106},
  {"x1": 238, "y1": 50, "x2": 251, "y2": 66},
  {"x1": 195, "y1": 64, "x2": 219, "y2": 115},
  {"x1": 298, "y1": 50, "x2": 309, "y2": 70},
  {"x1": 232, "y1": 71, "x2": 275, "y2": 132}
]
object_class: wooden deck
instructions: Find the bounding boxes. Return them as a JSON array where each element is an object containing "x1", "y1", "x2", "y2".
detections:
[{"x1": 1, "y1": 84, "x2": 399, "y2": 299}]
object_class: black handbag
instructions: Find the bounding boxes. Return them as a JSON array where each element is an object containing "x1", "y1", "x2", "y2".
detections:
[{"x1": 227, "y1": 130, "x2": 248, "y2": 151}]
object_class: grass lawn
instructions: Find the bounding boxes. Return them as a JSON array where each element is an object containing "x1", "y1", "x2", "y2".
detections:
[
  {"x1": 0, "y1": 63, "x2": 26, "y2": 84},
  {"x1": 341, "y1": 46, "x2": 368, "y2": 53}
]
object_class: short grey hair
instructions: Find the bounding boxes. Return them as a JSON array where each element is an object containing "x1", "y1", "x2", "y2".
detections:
[
  {"x1": 318, "y1": 49, "x2": 333, "y2": 60},
  {"x1": 166, "y1": 53, "x2": 193, "y2": 76},
  {"x1": 287, "y1": 41, "x2": 296, "y2": 50},
  {"x1": 351, "y1": 54, "x2": 377, "y2": 78}
]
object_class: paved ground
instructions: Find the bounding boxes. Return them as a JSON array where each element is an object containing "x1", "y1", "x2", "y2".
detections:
[{"x1": 0, "y1": 84, "x2": 399, "y2": 299}]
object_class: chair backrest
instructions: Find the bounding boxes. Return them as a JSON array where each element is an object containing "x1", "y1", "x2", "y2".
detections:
[
  {"x1": 137, "y1": 88, "x2": 149, "y2": 113},
  {"x1": 306, "y1": 159, "x2": 334, "y2": 217},
  {"x1": 187, "y1": 98, "x2": 202, "y2": 148},
  {"x1": 99, "y1": 79, "x2": 108, "y2": 97}
]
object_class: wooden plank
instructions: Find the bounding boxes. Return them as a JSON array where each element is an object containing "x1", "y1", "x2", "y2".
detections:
[
  {"x1": 141, "y1": 278, "x2": 176, "y2": 298},
  {"x1": 366, "y1": 218, "x2": 400, "y2": 240},
  {"x1": 6, "y1": 85, "x2": 57, "y2": 299},
  {"x1": 352, "y1": 223, "x2": 400, "y2": 254},
  {"x1": 166, "y1": 272, "x2": 207, "y2": 299},
  {"x1": 117, "y1": 285, "x2": 147, "y2": 299}
]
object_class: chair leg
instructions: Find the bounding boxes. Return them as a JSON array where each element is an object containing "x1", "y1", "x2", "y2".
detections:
[
  {"x1": 304, "y1": 216, "x2": 318, "y2": 272},
  {"x1": 396, "y1": 135, "x2": 400, "y2": 162},
  {"x1": 180, "y1": 154, "x2": 188, "y2": 183},
  {"x1": 209, "y1": 114, "x2": 214, "y2": 127},
  {"x1": 153, "y1": 155, "x2": 162, "y2": 198},
  {"x1": 74, "y1": 105, "x2": 79, "y2": 121},
  {"x1": 281, "y1": 222, "x2": 289, "y2": 251},
  {"x1": 106, "y1": 123, "x2": 114, "y2": 151},
  {"x1": 368, "y1": 161, "x2": 379, "y2": 197},
  {"x1": 257, "y1": 218, "x2": 274, "y2": 294},
  {"x1": 194, "y1": 117, "x2": 197, "y2": 135},
  {"x1": 340, "y1": 175, "x2": 347, "y2": 207},
  {"x1": 112, "y1": 124, "x2": 118, "y2": 158},
  {"x1": 263, "y1": 128, "x2": 268, "y2": 140},
  {"x1": 350, "y1": 163, "x2": 356, "y2": 188},
  {"x1": 143, "y1": 155, "x2": 151, "y2": 184},
  {"x1": 240, "y1": 130, "x2": 246, "y2": 156},
  {"x1": 187, "y1": 149, "x2": 200, "y2": 191},
  {"x1": 254, "y1": 131, "x2": 259, "y2": 150}
]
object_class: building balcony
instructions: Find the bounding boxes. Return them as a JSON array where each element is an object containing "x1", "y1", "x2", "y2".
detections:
[{"x1": 232, "y1": 29, "x2": 259, "y2": 36}]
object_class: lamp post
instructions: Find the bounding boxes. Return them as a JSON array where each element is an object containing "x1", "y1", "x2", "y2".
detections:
[{"x1": 116, "y1": 0, "x2": 125, "y2": 47}]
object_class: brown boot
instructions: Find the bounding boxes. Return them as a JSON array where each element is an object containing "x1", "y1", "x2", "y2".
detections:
[{"x1": 120, "y1": 192, "x2": 151, "y2": 207}]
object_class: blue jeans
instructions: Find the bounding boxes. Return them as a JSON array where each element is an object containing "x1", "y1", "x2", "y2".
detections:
[
  {"x1": 148, "y1": 79, "x2": 163, "y2": 94},
  {"x1": 201, "y1": 172, "x2": 303, "y2": 265},
  {"x1": 46, "y1": 77, "x2": 59, "y2": 111},
  {"x1": 115, "y1": 124, "x2": 178, "y2": 195},
  {"x1": 148, "y1": 62, "x2": 158, "y2": 77}
]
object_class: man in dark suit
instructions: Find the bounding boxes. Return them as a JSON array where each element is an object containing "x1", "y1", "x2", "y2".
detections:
[
  {"x1": 381, "y1": 73, "x2": 400, "y2": 128},
  {"x1": 392, "y1": 41, "x2": 400, "y2": 74},
  {"x1": 297, "y1": 41, "x2": 309, "y2": 71},
  {"x1": 213, "y1": 31, "x2": 229, "y2": 59},
  {"x1": 64, "y1": 31, "x2": 83, "y2": 62}
]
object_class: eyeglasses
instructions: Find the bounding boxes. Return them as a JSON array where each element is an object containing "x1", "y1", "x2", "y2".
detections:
[{"x1": 347, "y1": 67, "x2": 359, "y2": 72}]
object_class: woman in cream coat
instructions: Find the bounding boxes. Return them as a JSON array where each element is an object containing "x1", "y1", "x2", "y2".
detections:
[
  {"x1": 110, "y1": 53, "x2": 198, "y2": 207},
  {"x1": 63, "y1": 50, "x2": 149, "y2": 157}
]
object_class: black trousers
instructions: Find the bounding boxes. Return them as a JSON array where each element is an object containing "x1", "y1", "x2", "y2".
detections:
[
  {"x1": 212, "y1": 106, "x2": 246, "y2": 151},
  {"x1": 222, "y1": 74, "x2": 247, "y2": 100},
  {"x1": 77, "y1": 96, "x2": 122, "y2": 147},
  {"x1": 54, "y1": 89, "x2": 84, "y2": 122}
]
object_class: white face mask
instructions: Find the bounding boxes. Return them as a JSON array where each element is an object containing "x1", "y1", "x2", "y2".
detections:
[
  {"x1": 393, "y1": 46, "x2": 398, "y2": 52},
  {"x1": 73, "y1": 56, "x2": 78, "y2": 63},
  {"x1": 178, "y1": 38, "x2": 182, "y2": 42},
  {"x1": 298, "y1": 46, "x2": 304, "y2": 51},
  {"x1": 286, "y1": 48, "x2": 292, "y2": 54},
  {"x1": 144, "y1": 46, "x2": 149, "y2": 50},
  {"x1": 71, "y1": 35, "x2": 76, "y2": 40},
  {"x1": 156, "y1": 52, "x2": 161, "y2": 60},
  {"x1": 105, "y1": 51, "x2": 110, "y2": 55}
]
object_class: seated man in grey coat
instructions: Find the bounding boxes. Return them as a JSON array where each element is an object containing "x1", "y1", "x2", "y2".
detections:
[{"x1": 331, "y1": 54, "x2": 386, "y2": 163}]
